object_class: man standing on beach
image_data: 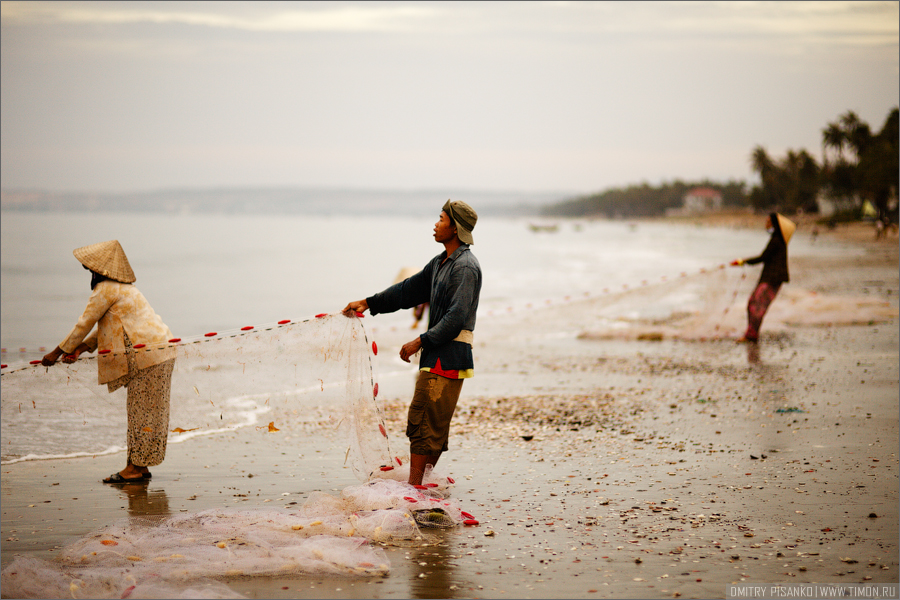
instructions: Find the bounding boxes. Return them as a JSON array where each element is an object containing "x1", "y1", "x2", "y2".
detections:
[{"x1": 342, "y1": 200, "x2": 481, "y2": 486}]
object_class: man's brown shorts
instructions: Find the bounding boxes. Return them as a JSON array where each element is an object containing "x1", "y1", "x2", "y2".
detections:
[{"x1": 406, "y1": 371, "x2": 464, "y2": 455}]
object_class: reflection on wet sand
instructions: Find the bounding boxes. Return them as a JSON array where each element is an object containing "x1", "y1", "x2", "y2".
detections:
[
  {"x1": 407, "y1": 531, "x2": 460, "y2": 599},
  {"x1": 118, "y1": 480, "x2": 170, "y2": 521},
  {"x1": 746, "y1": 341, "x2": 760, "y2": 364}
]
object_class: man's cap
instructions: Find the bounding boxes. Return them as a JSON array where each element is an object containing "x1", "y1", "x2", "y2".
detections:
[
  {"x1": 73, "y1": 240, "x2": 136, "y2": 283},
  {"x1": 443, "y1": 200, "x2": 478, "y2": 245}
]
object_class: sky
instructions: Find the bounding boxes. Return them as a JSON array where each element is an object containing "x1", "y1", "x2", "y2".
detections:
[{"x1": 1, "y1": 1, "x2": 898, "y2": 196}]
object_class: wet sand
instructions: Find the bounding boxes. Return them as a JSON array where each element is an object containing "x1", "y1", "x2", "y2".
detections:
[{"x1": 2, "y1": 218, "x2": 897, "y2": 599}]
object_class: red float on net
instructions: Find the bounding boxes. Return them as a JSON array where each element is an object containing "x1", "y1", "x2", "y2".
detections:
[
  {"x1": 241, "y1": 326, "x2": 254, "y2": 331},
  {"x1": 395, "y1": 456, "x2": 403, "y2": 465},
  {"x1": 373, "y1": 383, "x2": 379, "y2": 397},
  {"x1": 372, "y1": 341, "x2": 378, "y2": 355},
  {"x1": 315, "y1": 313, "x2": 328, "y2": 318},
  {"x1": 204, "y1": 332, "x2": 217, "y2": 337},
  {"x1": 278, "y1": 320, "x2": 290, "y2": 324},
  {"x1": 29, "y1": 360, "x2": 41, "y2": 365},
  {"x1": 447, "y1": 477, "x2": 455, "y2": 484},
  {"x1": 463, "y1": 519, "x2": 479, "y2": 526},
  {"x1": 379, "y1": 465, "x2": 394, "y2": 471},
  {"x1": 133, "y1": 344, "x2": 146, "y2": 349},
  {"x1": 98, "y1": 349, "x2": 111, "y2": 355},
  {"x1": 378, "y1": 424, "x2": 387, "y2": 438},
  {"x1": 168, "y1": 338, "x2": 181, "y2": 343}
]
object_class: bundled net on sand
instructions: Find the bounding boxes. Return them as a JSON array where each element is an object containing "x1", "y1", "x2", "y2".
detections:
[{"x1": 2, "y1": 477, "x2": 469, "y2": 599}]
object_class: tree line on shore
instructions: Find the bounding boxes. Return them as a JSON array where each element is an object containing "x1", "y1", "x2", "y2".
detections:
[{"x1": 543, "y1": 107, "x2": 899, "y2": 222}]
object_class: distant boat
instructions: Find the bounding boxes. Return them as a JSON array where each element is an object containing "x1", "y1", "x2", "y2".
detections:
[{"x1": 528, "y1": 223, "x2": 559, "y2": 233}]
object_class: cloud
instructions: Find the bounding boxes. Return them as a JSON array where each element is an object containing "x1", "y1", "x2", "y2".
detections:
[
  {"x1": 1, "y1": 1, "x2": 444, "y2": 33},
  {"x1": 1, "y1": 1, "x2": 896, "y2": 45},
  {"x1": 696, "y1": 1, "x2": 899, "y2": 43}
]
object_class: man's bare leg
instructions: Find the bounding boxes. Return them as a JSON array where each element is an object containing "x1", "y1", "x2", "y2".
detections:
[{"x1": 409, "y1": 453, "x2": 441, "y2": 486}]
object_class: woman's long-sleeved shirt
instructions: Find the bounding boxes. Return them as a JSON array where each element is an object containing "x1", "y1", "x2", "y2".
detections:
[
  {"x1": 744, "y1": 214, "x2": 789, "y2": 286},
  {"x1": 59, "y1": 280, "x2": 175, "y2": 384}
]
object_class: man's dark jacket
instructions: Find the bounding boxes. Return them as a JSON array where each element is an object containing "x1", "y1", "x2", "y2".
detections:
[{"x1": 367, "y1": 245, "x2": 481, "y2": 373}]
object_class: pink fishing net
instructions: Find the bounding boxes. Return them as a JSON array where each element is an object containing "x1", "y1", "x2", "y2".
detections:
[{"x1": 1, "y1": 314, "x2": 480, "y2": 598}]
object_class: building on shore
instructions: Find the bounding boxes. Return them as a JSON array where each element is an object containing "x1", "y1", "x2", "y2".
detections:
[{"x1": 665, "y1": 186, "x2": 723, "y2": 216}]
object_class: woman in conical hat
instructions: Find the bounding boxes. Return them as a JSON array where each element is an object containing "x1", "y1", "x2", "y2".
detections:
[
  {"x1": 730, "y1": 213, "x2": 796, "y2": 342},
  {"x1": 42, "y1": 240, "x2": 176, "y2": 484}
]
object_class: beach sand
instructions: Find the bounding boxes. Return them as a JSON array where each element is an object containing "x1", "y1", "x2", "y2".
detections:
[{"x1": 2, "y1": 217, "x2": 897, "y2": 599}]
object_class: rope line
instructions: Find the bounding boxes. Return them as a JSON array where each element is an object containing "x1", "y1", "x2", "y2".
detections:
[
  {"x1": 1, "y1": 263, "x2": 746, "y2": 371},
  {"x1": 1, "y1": 315, "x2": 331, "y2": 374}
]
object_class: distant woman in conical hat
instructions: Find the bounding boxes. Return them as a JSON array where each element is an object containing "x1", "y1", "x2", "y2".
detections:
[
  {"x1": 42, "y1": 240, "x2": 176, "y2": 484},
  {"x1": 730, "y1": 213, "x2": 796, "y2": 343}
]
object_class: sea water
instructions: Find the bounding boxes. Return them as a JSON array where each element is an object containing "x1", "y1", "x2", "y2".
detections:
[{"x1": 1, "y1": 209, "x2": 849, "y2": 462}]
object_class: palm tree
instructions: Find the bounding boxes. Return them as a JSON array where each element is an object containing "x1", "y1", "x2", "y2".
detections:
[
  {"x1": 821, "y1": 108, "x2": 898, "y2": 219},
  {"x1": 835, "y1": 111, "x2": 874, "y2": 162},
  {"x1": 749, "y1": 146, "x2": 820, "y2": 214},
  {"x1": 750, "y1": 146, "x2": 773, "y2": 176},
  {"x1": 857, "y1": 108, "x2": 899, "y2": 220},
  {"x1": 821, "y1": 122, "x2": 845, "y2": 167},
  {"x1": 749, "y1": 146, "x2": 780, "y2": 212}
]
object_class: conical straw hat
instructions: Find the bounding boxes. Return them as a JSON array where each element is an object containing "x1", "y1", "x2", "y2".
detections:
[
  {"x1": 775, "y1": 214, "x2": 796, "y2": 245},
  {"x1": 393, "y1": 267, "x2": 419, "y2": 285},
  {"x1": 73, "y1": 240, "x2": 136, "y2": 283}
]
